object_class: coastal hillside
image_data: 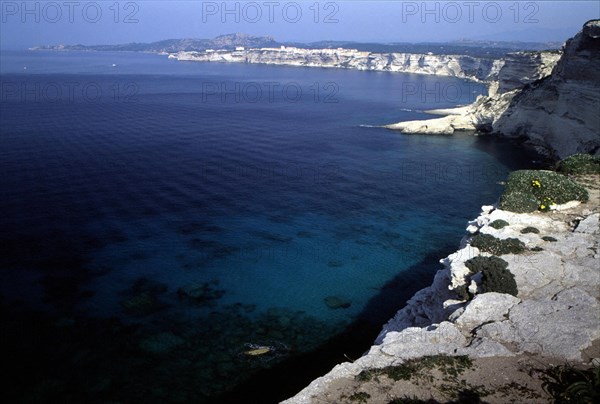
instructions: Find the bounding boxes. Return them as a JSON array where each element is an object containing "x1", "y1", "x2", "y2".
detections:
[
  {"x1": 386, "y1": 20, "x2": 600, "y2": 160},
  {"x1": 494, "y1": 20, "x2": 600, "y2": 159},
  {"x1": 172, "y1": 47, "x2": 503, "y2": 82}
]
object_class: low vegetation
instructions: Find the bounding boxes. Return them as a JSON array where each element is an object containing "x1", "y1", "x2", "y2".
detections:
[
  {"x1": 499, "y1": 170, "x2": 588, "y2": 213},
  {"x1": 464, "y1": 256, "x2": 518, "y2": 297},
  {"x1": 356, "y1": 355, "x2": 474, "y2": 383},
  {"x1": 556, "y1": 153, "x2": 600, "y2": 175},
  {"x1": 470, "y1": 233, "x2": 526, "y2": 255},
  {"x1": 356, "y1": 356, "x2": 493, "y2": 403},
  {"x1": 348, "y1": 391, "x2": 371, "y2": 402},
  {"x1": 489, "y1": 219, "x2": 509, "y2": 229},
  {"x1": 539, "y1": 364, "x2": 600, "y2": 403},
  {"x1": 520, "y1": 226, "x2": 540, "y2": 234}
]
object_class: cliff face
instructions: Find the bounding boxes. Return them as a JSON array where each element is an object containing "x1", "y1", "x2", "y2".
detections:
[
  {"x1": 383, "y1": 51, "x2": 560, "y2": 135},
  {"x1": 172, "y1": 47, "x2": 503, "y2": 82},
  {"x1": 386, "y1": 20, "x2": 599, "y2": 160},
  {"x1": 284, "y1": 181, "x2": 600, "y2": 403},
  {"x1": 493, "y1": 20, "x2": 600, "y2": 158},
  {"x1": 496, "y1": 51, "x2": 561, "y2": 94}
]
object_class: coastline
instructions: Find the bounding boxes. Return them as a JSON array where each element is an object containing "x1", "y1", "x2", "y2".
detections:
[
  {"x1": 168, "y1": 47, "x2": 503, "y2": 83},
  {"x1": 283, "y1": 174, "x2": 599, "y2": 403},
  {"x1": 383, "y1": 20, "x2": 600, "y2": 160}
]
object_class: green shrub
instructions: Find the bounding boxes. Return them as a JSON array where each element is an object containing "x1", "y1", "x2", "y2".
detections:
[
  {"x1": 481, "y1": 264, "x2": 518, "y2": 296},
  {"x1": 454, "y1": 284, "x2": 470, "y2": 301},
  {"x1": 499, "y1": 170, "x2": 589, "y2": 213},
  {"x1": 348, "y1": 392, "x2": 371, "y2": 402},
  {"x1": 489, "y1": 219, "x2": 509, "y2": 229},
  {"x1": 540, "y1": 364, "x2": 600, "y2": 403},
  {"x1": 499, "y1": 191, "x2": 539, "y2": 213},
  {"x1": 531, "y1": 246, "x2": 544, "y2": 252},
  {"x1": 465, "y1": 256, "x2": 509, "y2": 274},
  {"x1": 557, "y1": 153, "x2": 600, "y2": 174},
  {"x1": 356, "y1": 356, "x2": 473, "y2": 383},
  {"x1": 470, "y1": 234, "x2": 526, "y2": 255},
  {"x1": 464, "y1": 256, "x2": 517, "y2": 296},
  {"x1": 542, "y1": 236, "x2": 558, "y2": 242},
  {"x1": 520, "y1": 226, "x2": 540, "y2": 234}
]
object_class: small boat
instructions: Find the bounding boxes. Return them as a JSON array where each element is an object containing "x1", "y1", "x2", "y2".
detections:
[{"x1": 112, "y1": 64, "x2": 117, "y2": 67}]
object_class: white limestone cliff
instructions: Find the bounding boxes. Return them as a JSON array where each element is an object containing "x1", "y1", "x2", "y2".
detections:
[
  {"x1": 170, "y1": 47, "x2": 503, "y2": 82},
  {"x1": 383, "y1": 50, "x2": 561, "y2": 135},
  {"x1": 385, "y1": 20, "x2": 600, "y2": 159},
  {"x1": 493, "y1": 20, "x2": 600, "y2": 159},
  {"x1": 282, "y1": 187, "x2": 600, "y2": 404}
]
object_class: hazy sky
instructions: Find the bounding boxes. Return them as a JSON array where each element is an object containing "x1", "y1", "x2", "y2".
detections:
[{"x1": 1, "y1": 1, "x2": 598, "y2": 49}]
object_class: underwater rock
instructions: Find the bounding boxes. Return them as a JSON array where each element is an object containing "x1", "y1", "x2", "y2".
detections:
[
  {"x1": 120, "y1": 292, "x2": 169, "y2": 316},
  {"x1": 119, "y1": 277, "x2": 169, "y2": 316},
  {"x1": 129, "y1": 277, "x2": 168, "y2": 295},
  {"x1": 327, "y1": 260, "x2": 344, "y2": 268},
  {"x1": 139, "y1": 332, "x2": 185, "y2": 354},
  {"x1": 177, "y1": 281, "x2": 226, "y2": 306},
  {"x1": 324, "y1": 296, "x2": 352, "y2": 309}
]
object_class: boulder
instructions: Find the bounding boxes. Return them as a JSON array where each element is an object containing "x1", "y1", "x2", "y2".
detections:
[{"x1": 455, "y1": 293, "x2": 520, "y2": 334}]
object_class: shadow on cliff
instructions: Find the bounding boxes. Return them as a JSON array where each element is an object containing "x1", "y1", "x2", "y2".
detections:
[
  {"x1": 213, "y1": 245, "x2": 457, "y2": 404},
  {"x1": 470, "y1": 133, "x2": 550, "y2": 170},
  {"x1": 479, "y1": 19, "x2": 600, "y2": 160}
]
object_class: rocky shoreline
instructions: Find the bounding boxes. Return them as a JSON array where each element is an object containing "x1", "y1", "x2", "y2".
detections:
[
  {"x1": 169, "y1": 46, "x2": 503, "y2": 82},
  {"x1": 385, "y1": 20, "x2": 600, "y2": 160},
  {"x1": 282, "y1": 21, "x2": 600, "y2": 403},
  {"x1": 283, "y1": 173, "x2": 599, "y2": 403}
]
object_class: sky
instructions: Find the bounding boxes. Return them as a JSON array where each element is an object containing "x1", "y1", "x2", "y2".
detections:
[{"x1": 1, "y1": 1, "x2": 599, "y2": 49}]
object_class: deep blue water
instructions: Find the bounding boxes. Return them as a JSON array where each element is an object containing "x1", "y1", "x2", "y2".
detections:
[{"x1": 0, "y1": 50, "x2": 537, "y2": 402}]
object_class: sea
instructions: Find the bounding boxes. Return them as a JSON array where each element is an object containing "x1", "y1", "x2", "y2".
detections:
[{"x1": 0, "y1": 50, "x2": 539, "y2": 403}]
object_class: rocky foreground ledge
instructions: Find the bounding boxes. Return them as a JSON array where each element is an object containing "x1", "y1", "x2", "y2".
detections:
[{"x1": 283, "y1": 170, "x2": 599, "y2": 403}]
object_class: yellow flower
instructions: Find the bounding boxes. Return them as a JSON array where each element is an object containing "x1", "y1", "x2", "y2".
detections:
[{"x1": 540, "y1": 205, "x2": 546, "y2": 209}]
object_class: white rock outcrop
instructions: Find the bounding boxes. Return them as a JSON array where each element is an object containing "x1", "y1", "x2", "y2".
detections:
[
  {"x1": 493, "y1": 20, "x2": 600, "y2": 158},
  {"x1": 383, "y1": 49, "x2": 560, "y2": 135},
  {"x1": 283, "y1": 194, "x2": 600, "y2": 404},
  {"x1": 170, "y1": 47, "x2": 502, "y2": 82},
  {"x1": 385, "y1": 20, "x2": 600, "y2": 158}
]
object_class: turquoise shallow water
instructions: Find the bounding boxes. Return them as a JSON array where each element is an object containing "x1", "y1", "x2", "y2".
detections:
[{"x1": 0, "y1": 50, "x2": 537, "y2": 402}]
